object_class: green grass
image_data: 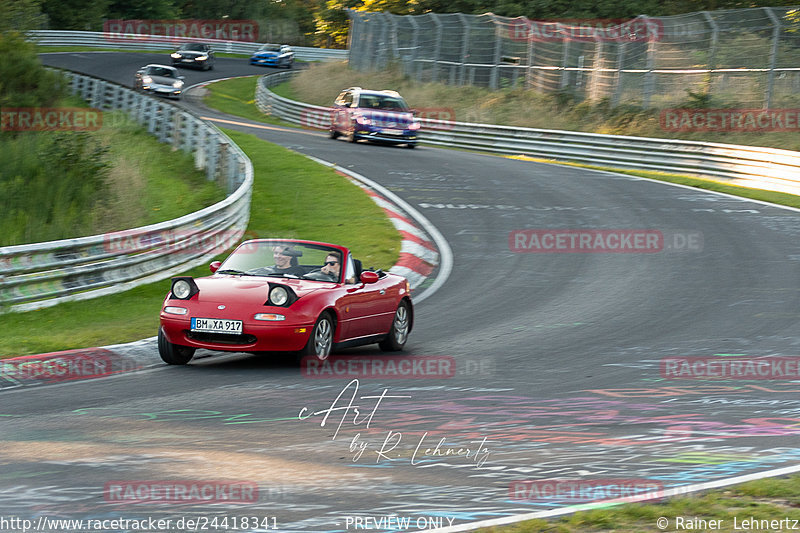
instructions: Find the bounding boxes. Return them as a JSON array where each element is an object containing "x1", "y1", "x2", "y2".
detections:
[
  {"x1": 202, "y1": 76, "x2": 293, "y2": 127},
  {"x1": 1, "y1": 128, "x2": 400, "y2": 357},
  {"x1": 0, "y1": 99, "x2": 225, "y2": 246},
  {"x1": 480, "y1": 474, "x2": 800, "y2": 532}
]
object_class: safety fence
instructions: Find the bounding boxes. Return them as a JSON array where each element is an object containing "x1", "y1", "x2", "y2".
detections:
[
  {"x1": 29, "y1": 30, "x2": 348, "y2": 62},
  {"x1": 0, "y1": 70, "x2": 254, "y2": 313},
  {"x1": 255, "y1": 71, "x2": 800, "y2": 196},
  {"x1": 348, "y1": 7, "x2": 800, "y2": 108}
]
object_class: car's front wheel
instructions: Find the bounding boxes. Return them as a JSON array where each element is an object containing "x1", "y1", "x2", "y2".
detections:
[
  {"x1": 158, "y1": 327, "x2": 196, "y2": 365},
  {"x1": 379, "y1": 301, "x2": 410, "y2": 351},
  {"x1": 329, "y1": 128, "x2": 340, "y2": 139},
  {"x1": 302, "y1": 313, "x2": 335, "y2": 361}
]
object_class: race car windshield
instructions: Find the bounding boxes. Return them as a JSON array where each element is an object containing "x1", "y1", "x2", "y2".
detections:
[
  {"x1": 218, "y1": 241, "x2": 344, "y2": 282},
  {"x1": 359, "y1": 95, "x2": 409, "y2": 111},
  {"x1": 180, "y1": 44, "x2": 206, "y2": 51},
  {"x1": 259, "y1": 45, "x2": 282, "y2": 52},
  {"x1": 148, "y1": 67, "x2": 176, "y2": 77}
]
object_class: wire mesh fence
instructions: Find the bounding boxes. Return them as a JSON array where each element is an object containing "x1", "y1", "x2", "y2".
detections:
[{"x1": 347, "y1": 7, "x2": 800, "y2": 108}]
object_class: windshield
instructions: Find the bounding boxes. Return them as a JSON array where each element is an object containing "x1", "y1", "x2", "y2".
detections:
[
  {"x1": 358, "y1": 94, "x2": 409, "y2": 111},
  {"x1": 258, "y1": 45, "x2": 282, "y2": 52},
  {"x1": 147, "y1": 66, "x2": 176, "y2": 78},
  {"x1": 179, "y1": 43, "x2": 207, "y2": 51},
  {"x1": 218, "y1": 240, "x2": 345, "y2": 282}
]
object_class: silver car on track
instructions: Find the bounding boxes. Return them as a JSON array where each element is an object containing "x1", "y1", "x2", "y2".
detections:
[{"x1": 134, "y1": 64, "x2": 185, "y2": 99}]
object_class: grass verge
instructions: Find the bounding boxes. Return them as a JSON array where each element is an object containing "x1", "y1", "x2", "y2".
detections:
[
  {"x1": 1, "y1": 128, "x2": 400, "y2": 357},
  {"x1": 201, "y1": 76, "x2": 292, "y2": 127},
  {"x1": 482, "y1": 473, "x2": 800, "y2": 532}
]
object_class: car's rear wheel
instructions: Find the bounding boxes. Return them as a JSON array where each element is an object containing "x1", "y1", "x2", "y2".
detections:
[
  {"x1": 158, "y1": 327, "x2": 196, "y2": 365},
  {"x1": 329, "y1": 129, "x2": 340, "y2": 139},
  {"x1": 302, "y1": 313, "x2": 335, "y2": 361},
  {"x1": 379, "y1": 301, "x2": 410, "y2": 351}
]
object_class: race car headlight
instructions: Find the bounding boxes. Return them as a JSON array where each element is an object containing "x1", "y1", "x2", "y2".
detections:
[
  {"x1": 269, "y1": 286, "x2": 289, "y2": 306},
  {"x1": 164, "y1": 306, "x2": 188, "y2": 315},
  {"x1": 196, "y1": 55, "x2": 208, "y2": 61},
  {"x1": 173, "y1": 80, "x2": 184, "y2": 88},
  {"x1": 171, "y1": 53, "x2": 181, "y2": 59},
  {"x1": 254, "y1": 313, "x2": 285, "y2": 321},
  {"x1": 170, "y1": 277, "x2": 199, "y2": 300},
  {"x1": 142, "y1": 76, "x2": 153, "y2": 84}
]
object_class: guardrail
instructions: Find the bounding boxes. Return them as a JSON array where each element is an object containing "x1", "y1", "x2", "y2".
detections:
[
  {"x1": 29, "y1": 30, "x2": 348, "y2": 62},
  {"x1": 256, "y1": 72, "x2": 800, "y2": 197},
  {"x1": 0, "y1": 71, "x2": 254, "y2": 313}
]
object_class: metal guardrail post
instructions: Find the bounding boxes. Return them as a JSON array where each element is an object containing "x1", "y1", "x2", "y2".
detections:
[
  {"x1": 642, "y1": 16, "x2": 656, "y2": 108},
  {"x1": 457, "y1": 13, "x2": 470, "y2": 86},
  {"x1": 701, "y1": 11, "x2": 719, "y2": 97},
  {"x1": 489, "y1": 14, "x2": 503, "y2": 90},
  {"x1": 431, "y1": 14, "x2": 443, "y2": 82},
  {"x1": 763, "y1": 7, "x2": 781, "y2": 109}
]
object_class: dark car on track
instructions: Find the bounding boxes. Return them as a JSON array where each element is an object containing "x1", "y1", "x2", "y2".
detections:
[
  {"x1": 170, "y1": 42, "x2": 215, "y2": 70},
  {"x1": 329, "y1": 87, "x2": 420, "y2": 148},
  {"x1": 250, "y1": 44, "x2": 294, "y2": 68},
  {"x1": 133, "y1": 64, "x2": 184, "y2": 99},
  {"x1": 158, "y1": 239, "x2": 413, "y2": 365}
]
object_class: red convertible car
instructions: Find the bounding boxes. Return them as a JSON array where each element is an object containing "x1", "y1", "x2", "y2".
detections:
[{"x1": 158, "y1": 239, "x2": 413, "y2": 364}]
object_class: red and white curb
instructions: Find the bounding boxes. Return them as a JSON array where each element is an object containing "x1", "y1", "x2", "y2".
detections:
[{"x1": 305, "y1": 155, "x2": 453, "y2": 304}]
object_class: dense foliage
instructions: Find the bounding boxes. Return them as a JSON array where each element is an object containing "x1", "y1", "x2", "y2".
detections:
[{"x1": 6, "y1": 0, "x2": 795, "y2": 47}]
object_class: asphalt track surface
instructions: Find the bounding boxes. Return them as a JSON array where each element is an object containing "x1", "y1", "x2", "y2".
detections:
[{"x1": 2, "y1": 52, "x2": 798, "y2": 531}]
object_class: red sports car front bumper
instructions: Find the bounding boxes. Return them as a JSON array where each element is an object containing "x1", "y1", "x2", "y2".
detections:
[{"x1": 160, "y1": 313, "x2": 314, "y2": 352}]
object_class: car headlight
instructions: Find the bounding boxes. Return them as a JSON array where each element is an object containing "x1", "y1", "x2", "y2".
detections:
[
  {"x1": 170, "y1": 277, "x2": 199, "y2": 300},
  {"x1": 142, "y1": 75, "x2": 152, "y2": 84},
  {"x1": 196, "y1": 55, "x2": 208, "y2": 61},
  {"x1": 269, "y1": 286, "x2": 289, "y2": 306},
  {"x1": 171, "y1": 53, "x2": 181, "y2": 59},
  {"x1": 164, "y1": 306, "x2": 188, "y2": 315},
  {"x1": 173, "y1": 80, "x2": 184, "y2": 88}
]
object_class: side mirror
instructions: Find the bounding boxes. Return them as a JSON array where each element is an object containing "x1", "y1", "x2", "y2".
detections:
[
  {"x1": 210, "y1": 261, "x2": 221, "y2": 273},
  {"x1": 360, "y1": 271, "x2": 379, "y2": 284}
]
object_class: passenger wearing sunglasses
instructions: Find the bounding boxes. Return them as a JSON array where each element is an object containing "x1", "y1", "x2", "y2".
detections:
[{"x1": 320, "y1": 251, "x2": 341, "y2": 281}]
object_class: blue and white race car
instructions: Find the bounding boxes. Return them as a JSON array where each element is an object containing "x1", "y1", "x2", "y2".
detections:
[{"x1": 250, "y1": 44, "x2": 294, "y2": 68}]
